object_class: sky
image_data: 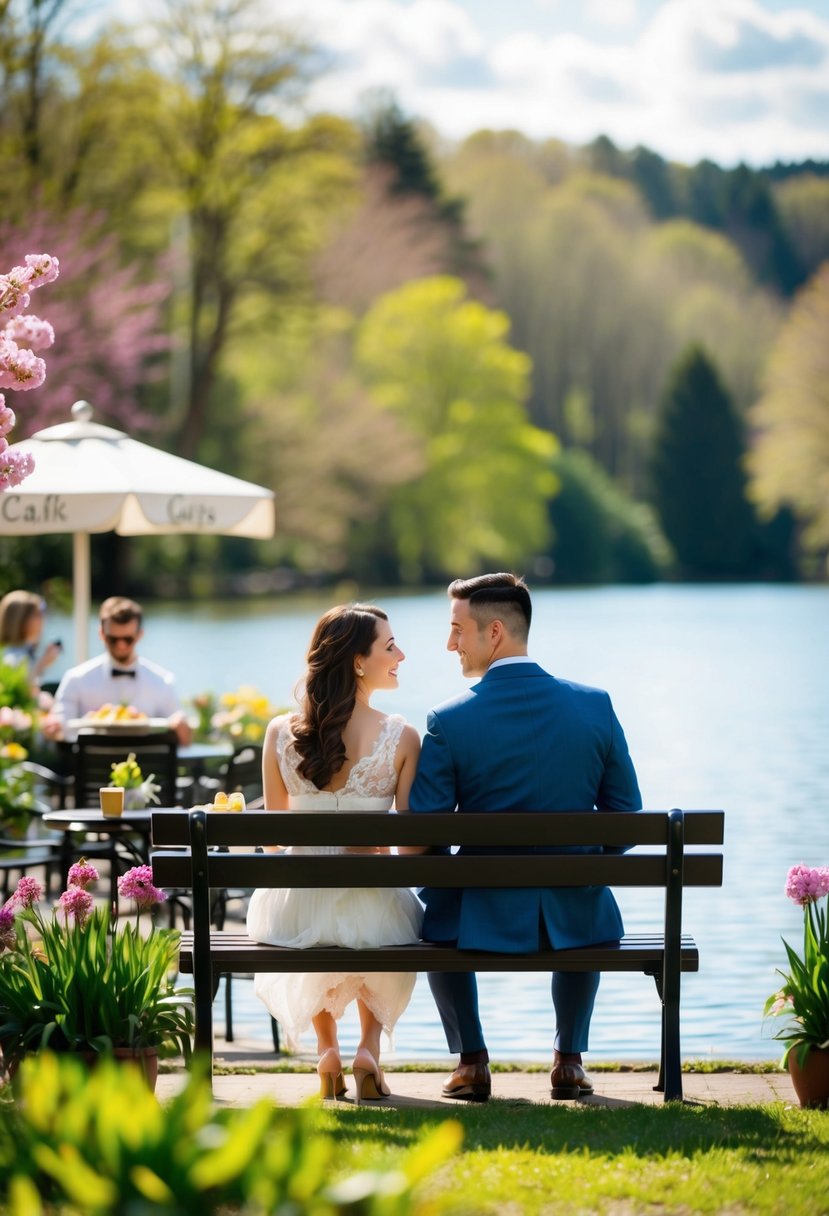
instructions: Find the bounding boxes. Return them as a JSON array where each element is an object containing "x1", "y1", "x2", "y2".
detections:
[{"x1": 85, "y1": 0, "x2": 829, "y2": 167}]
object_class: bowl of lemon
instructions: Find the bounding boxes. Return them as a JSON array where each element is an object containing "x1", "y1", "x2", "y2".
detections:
[{"x1": 192, "y1": 790, "x2": 246, "y2": 812}]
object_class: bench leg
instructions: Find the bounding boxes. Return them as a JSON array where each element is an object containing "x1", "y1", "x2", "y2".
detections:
[
  {"x1": 652, "y1": 968, "x2": 683, "y2": 1102},
  {"x1": 224, "y1": 973, "x2": 234, "y2": 1042}
]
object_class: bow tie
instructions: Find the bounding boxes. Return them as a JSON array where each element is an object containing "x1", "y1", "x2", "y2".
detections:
[{"x1": 111, "y1": 668, "x2": 136, "y2": 678}]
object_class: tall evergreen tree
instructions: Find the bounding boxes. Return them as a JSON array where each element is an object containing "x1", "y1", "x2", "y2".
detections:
[{"x1": 650, "y1": 345, "x2": 757, "y2": 578}]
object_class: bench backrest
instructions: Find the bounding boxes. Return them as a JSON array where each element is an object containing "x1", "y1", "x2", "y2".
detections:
[{"x1": 151, "y1": 808, "x2": 724, "y2": 892}]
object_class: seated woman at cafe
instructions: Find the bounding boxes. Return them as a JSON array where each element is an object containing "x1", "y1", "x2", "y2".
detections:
[{"x1": 0, "y1": 589, "x2": 62, "y2": 697}]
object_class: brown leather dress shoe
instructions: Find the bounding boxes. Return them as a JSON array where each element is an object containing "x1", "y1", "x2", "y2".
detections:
[
  {"x1": 441, "y1": 1062, "x2": 491, "y2": 1102},
  {"x1": 550, "y1": 1061, "x2": 594, "y2": 1100}
]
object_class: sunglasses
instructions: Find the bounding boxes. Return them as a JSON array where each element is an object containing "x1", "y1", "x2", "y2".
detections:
[{"x1": 103, "y1": 633, "x2": 138, "y2": 647}]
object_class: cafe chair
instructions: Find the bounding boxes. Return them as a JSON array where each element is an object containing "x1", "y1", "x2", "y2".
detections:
[
  {"x1": 61, "y1": 731, "x2": 180, "y2": 897},
  {"x1": 23, "y1": 759, "x2": 71, "y2": 810},
  {"x1": 71, "y1": 730, "x2": 180, "y2": 809},
  {"x1": 0, "y1": 831, "x2": 64, "y2": 900}
]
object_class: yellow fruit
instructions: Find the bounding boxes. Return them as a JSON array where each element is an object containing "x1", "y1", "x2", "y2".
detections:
[
  {"x1": 213, "y1": 791, "x2": 229, "y2": 807},
  {"x1": 228, "y1": 792, "x2": 245, "y2": 812}
]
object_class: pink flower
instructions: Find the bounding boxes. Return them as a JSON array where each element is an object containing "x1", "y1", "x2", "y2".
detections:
[
  {"x1": 0, "y1": 335, "x2": 47, "y2": 390},
  {"x1": 0, "y1": 269, "x2": 32, "y2": 321},
  {"x1": 0, "y1": 447, "x2": 34, "y2": 490},
  {"x1": 0, "y1": 902, "x2": 16, "y2": 952},
  {"x1": 67, "y1": 860, "x2": 100, "y2": 889},
  {"x1": 785, "y1": 864, "x2": 829, "y2": 906},
  {"x1": 4, "y1": 313, "x2": 55, "y2": 351},
  {"x1": 117, "y1": 865, "x2": 167, "y2": 911},
  {"x1": 0, "y1": 400, "x2": 14, "y2": 435},
  {"x1": 25, "y1": 253, "x2": 60, "y2": 287},
  {"x1": 58, "y1": 885, "x2": 94, "y2": 926},
  {"x1": 12, "y1": 876, "x2": 44, "y2": 908}
]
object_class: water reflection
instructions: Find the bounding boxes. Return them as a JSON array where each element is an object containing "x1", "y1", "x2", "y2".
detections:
[{"x1": 50, "y1": 584, "x2": 829, "y2": 1059}]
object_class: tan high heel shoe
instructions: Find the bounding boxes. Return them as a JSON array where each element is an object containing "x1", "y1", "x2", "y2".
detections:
[
  {"x1": 352, "y1": 1048, "x2": 391, "y2": 1103},
  {"x1": 317, "y1": 1048, "x2": 347, "y2": 1099}
]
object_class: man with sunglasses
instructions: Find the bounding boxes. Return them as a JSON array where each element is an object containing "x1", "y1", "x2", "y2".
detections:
[{"x1": 44, "y1": 596, "x2": 191, "y2": 744}]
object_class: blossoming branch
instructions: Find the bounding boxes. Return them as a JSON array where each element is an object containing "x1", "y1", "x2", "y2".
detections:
[{"x1": 0, "y1": 252, "x2": 59, "y2": 491}]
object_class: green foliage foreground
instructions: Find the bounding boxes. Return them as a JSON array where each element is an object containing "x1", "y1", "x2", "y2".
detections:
[
  {"x1": 1, "y1": 1054, "x2": 828, "y2": 1215},
  {"x1": 0, "y1": 1052, "x2": 459, "y2": 1214}
]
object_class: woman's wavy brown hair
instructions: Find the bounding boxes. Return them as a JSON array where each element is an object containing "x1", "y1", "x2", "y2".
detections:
[{"x1": 292, "y1": 603, "x2": 387, "y2": 789}]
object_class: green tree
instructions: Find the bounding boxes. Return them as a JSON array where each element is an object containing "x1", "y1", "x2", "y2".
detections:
[
  {"x1": 748, "y1": 264, "x2": 829, "y2": 573},
  {"x1": 355, "y1": 276, "x2": 556, "y2": 582},
  {"x1": 650, "y1": 345, "x2": 757, "y2": 578},
  {"x1": 774, "y1": 174, "x2": 829, "y2": 285},
  {"x1": 547, "y1": 449, "x2": 668, "y2": 584},
  {"x1": 140, "y1": 0, "x2": 357, "y2": 459}
]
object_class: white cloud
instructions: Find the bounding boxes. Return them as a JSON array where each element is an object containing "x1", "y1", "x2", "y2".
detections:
[
  {"x1": 78, "y1": 0, "x2": 829, "y2": 166},
  {"x1": 585, "y1": 0, "x2": 640, "y2": 30}
]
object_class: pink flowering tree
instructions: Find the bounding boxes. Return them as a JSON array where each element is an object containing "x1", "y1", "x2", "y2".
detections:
[
  {"x1": 0, "y1": 209, "x2": 171, "y2": 438},
  {"x1": 0, "y1": 252, "x2": 59, "y2": 490}
]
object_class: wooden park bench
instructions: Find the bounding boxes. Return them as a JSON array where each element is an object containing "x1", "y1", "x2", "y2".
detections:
[{"x1": 150, "y1": 807, "x2": 724, "y2": 1101}]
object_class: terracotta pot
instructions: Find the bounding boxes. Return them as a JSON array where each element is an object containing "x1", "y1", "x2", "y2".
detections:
[{"x1": 787, "y1": 1045, "x2": 829, "y2": 1109}]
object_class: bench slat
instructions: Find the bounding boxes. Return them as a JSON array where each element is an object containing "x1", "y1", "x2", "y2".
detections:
[
  {"x1": 151, "y1": 809, "x2": 725, "y2": 849},
  {"x1": 152, "y1": 849, "x2": 723, "y2": 889},
  {"x1": 176, "y1": 931, "x2": 700, "y2": 975}
]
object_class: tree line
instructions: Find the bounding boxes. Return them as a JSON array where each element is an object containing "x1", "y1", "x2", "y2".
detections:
[{"x1": 0, "y1": 0, "x2": 826, "y2": 597}]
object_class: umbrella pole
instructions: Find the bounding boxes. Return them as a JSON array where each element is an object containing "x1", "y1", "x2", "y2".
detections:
[{"x1": 73, "y1": 531, "x2": 91, "y2": 663}]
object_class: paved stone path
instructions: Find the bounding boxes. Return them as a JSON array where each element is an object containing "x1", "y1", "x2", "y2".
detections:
[{"x1": 156, "y1": 1037, "x2": 795, "y2": 1108}]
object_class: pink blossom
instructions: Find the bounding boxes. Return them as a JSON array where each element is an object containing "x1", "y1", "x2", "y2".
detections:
[
  {"x1": 0, "y1": 336, "x2": 47, "y2": 390},
  {"x1": 117, "y1": 865, "x2": 167, "y2": 910},
  {"x1": 67, "y1": 860, "x2": 100, "y2": 889},
  {"x1": 0, "y1": 447, "x2": 34, "y2": 490},
  {"x1": 4, "y1": 313, "x2": 55, "y2": 351},
  {"x1": 0, "y1": 269, "x2": 32, "y2": 321},
  {"x1": 12, "y1": 876, "x2": 44, "y2": 908},
  {"x1": 58, "y1": 885, "x2": 94, "y2": 926},
  {"x1": 0, "y1": 401, "x2": 14, "y2": 435},
  {"x1": 0, "y1": 903, "x2": 16, "y2": 952},
  {"x1": 785, "y1": 864, "x2": 829, "y2": 906},
  {"x1": 0, "y1": 706, "x2": 32, "y2": 731},
  {"x1": 25, "y1": 253, "x2": 60, "y2": 287}
]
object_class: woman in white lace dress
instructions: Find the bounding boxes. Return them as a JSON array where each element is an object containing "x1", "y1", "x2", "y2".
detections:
[{"x1": 247, "y1": 604, "x2": 423, "y2": 1101}]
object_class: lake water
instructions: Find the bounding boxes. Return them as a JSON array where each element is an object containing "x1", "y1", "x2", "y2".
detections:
[{"x1": 48, "y1": 583, "x2": 829, "y2": 1062}]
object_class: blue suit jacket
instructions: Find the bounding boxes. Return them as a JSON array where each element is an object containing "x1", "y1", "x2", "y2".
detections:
[{"x1": 408, "y1": 662, "x2": 642, "y2": 952}]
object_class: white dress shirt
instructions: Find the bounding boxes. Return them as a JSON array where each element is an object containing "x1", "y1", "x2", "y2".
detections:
[{"x1": 51, "y1": 653, "x2": 182, "y2": 740}]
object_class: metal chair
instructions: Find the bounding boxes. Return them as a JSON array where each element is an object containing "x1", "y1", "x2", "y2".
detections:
[
  {"x1": 63, "y1": 731, "x2": 180, "y2": 894},
  {"x1": 72, "y1": 730, "x2": 179, "y2": 808}
]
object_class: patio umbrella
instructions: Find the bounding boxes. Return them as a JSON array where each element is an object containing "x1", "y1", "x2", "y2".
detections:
[{"x1": 0, "y1": 400, "x2": 276, "y2": 661}]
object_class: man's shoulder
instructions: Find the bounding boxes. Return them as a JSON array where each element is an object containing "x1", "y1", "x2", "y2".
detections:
[
  {"x1": 137, "y1": 656, "x2": 176, "y2": 684},
  {"x1": 60, "y1": 654, "x2": 106, "y2": 683}
]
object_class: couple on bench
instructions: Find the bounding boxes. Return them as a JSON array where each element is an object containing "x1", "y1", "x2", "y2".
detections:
[{"x1": 247, "y1": 572, "x2": 641, "y2": 1103}]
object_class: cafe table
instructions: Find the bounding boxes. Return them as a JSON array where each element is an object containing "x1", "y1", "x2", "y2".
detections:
[{"x1": 41, "y1": 806, "x2": 181, "y2": 910}]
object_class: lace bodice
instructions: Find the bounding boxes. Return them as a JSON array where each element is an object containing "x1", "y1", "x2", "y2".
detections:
[{"x1": 275, "y1": 713, "x2": 406, "y2": 810}]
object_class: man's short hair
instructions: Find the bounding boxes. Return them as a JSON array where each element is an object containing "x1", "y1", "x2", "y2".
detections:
[
  {"x1": 99, "y1": 596, "x2": 143, "y2": 629},
  {"x1": 448, "y1": 572, "x2": 531, "y2": 640}
]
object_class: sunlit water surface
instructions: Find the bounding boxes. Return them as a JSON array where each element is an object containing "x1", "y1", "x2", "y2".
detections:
[{"x1": 50, "y1": 584, "x2": 829, "y2": 1061}]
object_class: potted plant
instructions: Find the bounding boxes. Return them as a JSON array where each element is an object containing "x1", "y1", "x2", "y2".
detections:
[
  {"x1": 0, "y1": 863, "x2": 193, "y2": 1088},
  {"x1": 764, "y1": 862, "x2": 829, "y2": 1108},
  {"x1": 109, "y1": 751, "x2": 161, "y2": 810}
]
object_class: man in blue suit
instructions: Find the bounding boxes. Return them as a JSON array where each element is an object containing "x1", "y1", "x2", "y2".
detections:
[{"x1": 409, "y1": 572, "x2": 641, "y2": 1101}]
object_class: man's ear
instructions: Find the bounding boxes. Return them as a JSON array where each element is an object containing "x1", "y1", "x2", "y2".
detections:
[{"x1": 489, "y1": 618, "x2": 504, "y2": 645}]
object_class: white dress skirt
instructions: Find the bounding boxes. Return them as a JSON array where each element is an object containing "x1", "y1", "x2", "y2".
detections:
[{"x1": 246, "y1": 714, "x2": 423, "y2": 1051}]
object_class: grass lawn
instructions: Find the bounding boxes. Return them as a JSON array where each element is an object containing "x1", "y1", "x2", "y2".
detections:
[{"x1": 316, "y1": 1100, "x2": 829, "y2": 1215}]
